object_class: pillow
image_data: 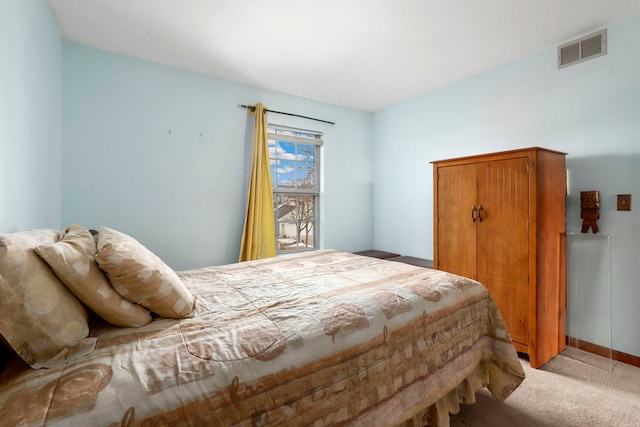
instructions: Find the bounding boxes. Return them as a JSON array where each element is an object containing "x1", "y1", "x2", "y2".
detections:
[
  {"x1": 36, "y1": 225, "x2": 152, "y2": 328},
  {"x1": 0, "y1": 229, "x2": 95, "y2": 369},
  {"x1": 95, "y1": 226, "x2": 196, "y2": 319}
]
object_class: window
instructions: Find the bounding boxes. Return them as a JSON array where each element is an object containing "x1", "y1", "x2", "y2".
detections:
[{"x1": 268, "y1": 124, "x2": 322, "y2": 253}]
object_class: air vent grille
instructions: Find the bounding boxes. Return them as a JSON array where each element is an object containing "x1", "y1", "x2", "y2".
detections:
[{"x1": 558, "y1": 29, "x2": 607, "y2": 69}]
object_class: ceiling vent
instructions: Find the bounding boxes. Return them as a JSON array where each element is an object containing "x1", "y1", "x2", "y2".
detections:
[{"x1": 558, "y1": 29, "x2": 607, "y2": 69}]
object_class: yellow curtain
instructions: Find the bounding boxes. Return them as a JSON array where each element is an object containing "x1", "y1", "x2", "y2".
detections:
[{"x1": 239, "y1": 103, "x2": 277, "y2": 261}]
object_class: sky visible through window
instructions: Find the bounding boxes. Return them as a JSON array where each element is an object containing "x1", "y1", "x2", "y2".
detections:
[{"x1": 268, "y1": 140, "x2": 315, "y2": 189}]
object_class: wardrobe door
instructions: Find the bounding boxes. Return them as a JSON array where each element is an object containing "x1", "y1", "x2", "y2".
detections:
[
  {"x1": 476, "y1": 157, "x2": 530, "y2": 346},
  {"x1": 435, "y1": 163, "x2": 477, "y2": 280}
]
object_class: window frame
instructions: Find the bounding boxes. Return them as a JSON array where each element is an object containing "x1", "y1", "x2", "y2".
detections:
[{"x1": 268, "y1": 123, "x2": 323, "y2": 254}]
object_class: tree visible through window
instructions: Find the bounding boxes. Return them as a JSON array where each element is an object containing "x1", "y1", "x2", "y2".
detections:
[{"x1": 268, "y1": 124, "x2": 322, "y2": 253}]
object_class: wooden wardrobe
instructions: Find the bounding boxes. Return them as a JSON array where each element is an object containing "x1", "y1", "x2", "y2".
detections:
[{"x1": 432, "y1": 147, "x2": 567, "y2": 368}]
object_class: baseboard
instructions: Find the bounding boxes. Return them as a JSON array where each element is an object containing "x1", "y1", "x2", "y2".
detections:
[{"x1": 566, "y1": 336, "x2": 640, "y2": 368}]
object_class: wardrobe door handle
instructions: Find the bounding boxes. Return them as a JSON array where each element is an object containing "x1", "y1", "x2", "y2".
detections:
[
  {"x1": 477, "y1": 205, "x2": 484, "y2": 222},
  {"x1": 471, "y1": 205, "x2": 478, "y2": 222}
]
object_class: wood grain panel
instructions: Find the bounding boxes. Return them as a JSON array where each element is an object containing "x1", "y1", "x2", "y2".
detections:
[
  {"x1": 532, "y1": 149, "x2": 567, "y2": 366},
  {"x1": 435, "y1": 164, "x2": 477, "y2": 280},
  {"x1": 476, "y1": 158, "x2": 529, "y2": 345}
]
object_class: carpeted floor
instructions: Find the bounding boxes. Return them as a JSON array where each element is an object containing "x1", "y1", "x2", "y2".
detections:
[{"x1": 449, "y1": 348, "x2": 640, "y2": 426}]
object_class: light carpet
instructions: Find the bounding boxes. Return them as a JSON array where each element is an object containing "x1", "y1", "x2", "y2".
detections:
[{"x1": 449, "y1": 348, "x2": 640, "y2": 426}]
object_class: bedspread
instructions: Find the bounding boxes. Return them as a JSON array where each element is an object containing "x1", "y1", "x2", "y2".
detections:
[{"x1": 0, "y1": 250, "x2": 525, "y2": 426}]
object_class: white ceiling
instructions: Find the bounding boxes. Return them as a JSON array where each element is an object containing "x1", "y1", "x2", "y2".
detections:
[{"x1": 48, "y1": 0, "x2": 640, "y2": 112}]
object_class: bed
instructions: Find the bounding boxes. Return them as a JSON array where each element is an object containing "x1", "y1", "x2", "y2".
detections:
[{"x1": 0, "y1": 226, "x2": 525, "y2": 427}]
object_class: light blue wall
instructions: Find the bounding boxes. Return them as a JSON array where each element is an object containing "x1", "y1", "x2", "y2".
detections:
[
  {"x1": 373, "y1": 15, "x2": 640, "y2": 357},
  {"x1": 0, "y1": 0, "x2": 62, "y2": 231},
  {"x1": 62, "y1": 43, "x2": 373, "y2": 270}
]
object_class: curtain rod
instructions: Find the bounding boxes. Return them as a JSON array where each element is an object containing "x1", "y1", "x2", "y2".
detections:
[{"x1": 239, "y1": 105, "x2": 335, "y2": 125}]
